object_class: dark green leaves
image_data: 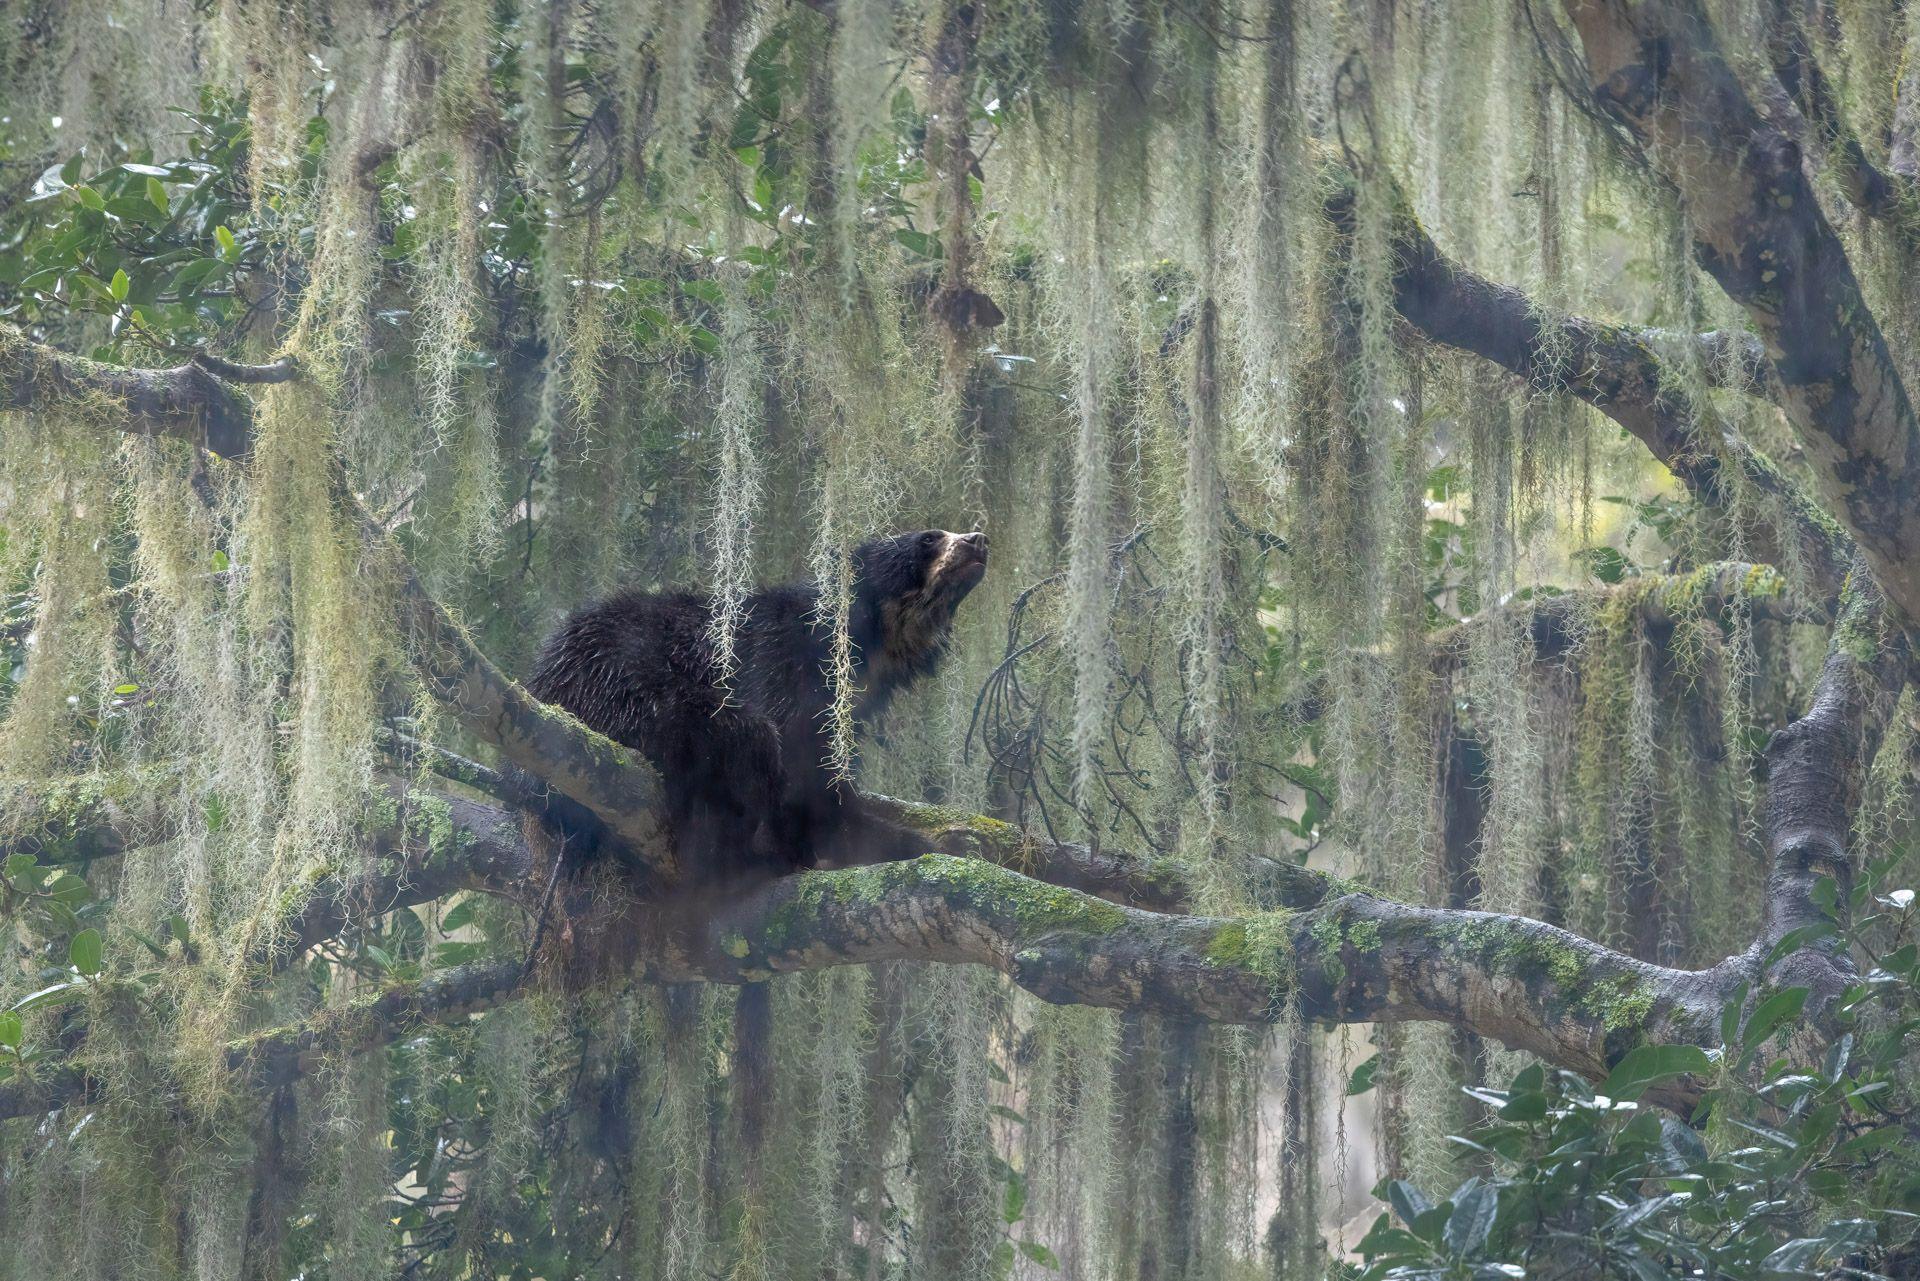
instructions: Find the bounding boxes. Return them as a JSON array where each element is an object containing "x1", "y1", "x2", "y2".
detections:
[
  {"x1": 1600, "y1": 1043, "x2": 1714, "y2": 1102},
  {"x1": 69, "y1": 928, "x2": 103, "y2": 976},
  {"x1": 1738, "y1": 987, "x2": 1810, "y2": 1070}
]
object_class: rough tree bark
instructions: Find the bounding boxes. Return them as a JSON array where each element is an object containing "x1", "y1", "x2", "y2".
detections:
[{"x1": 1559, "y1": 0, "x2": 1920, "y2": 636}]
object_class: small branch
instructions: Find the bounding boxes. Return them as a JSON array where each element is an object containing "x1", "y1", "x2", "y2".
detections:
[
  {"x1": 377, "y1": 727, "x2": 516, "y2": 802},
  {"x1": 271, "y1": 778, "x2": 537, "y2": 962},
  {"x1": 188, "y1": 352, "x2": 299, "y2": 385}
]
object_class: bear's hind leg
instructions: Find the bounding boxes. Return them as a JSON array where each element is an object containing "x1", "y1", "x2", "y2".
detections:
[{"x1": 670, "y1": 706, "x2": 790, "y2": 880}]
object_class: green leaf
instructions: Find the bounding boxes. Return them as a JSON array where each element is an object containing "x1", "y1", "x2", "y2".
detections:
[
  {"x1": 440, "y1": 898, "x2": 476, "y2": 932},
  {"x1": 110, "y1": 268, "x2": 128, "y2": 301},
  {"x1": 167, "y1": 914, "x2": 190, "y2": 945},
  {"x1": 1833, "y1": 1124, "x2": 1904, "y2": 1160},
  {"x1": 1580, "y1": 545, "x2": 1630, "y2": 584},
  {"x1": 12, "y1": 982, "x2": 87, "y2": 1013},
  {"x1": 211, "y1": 549, "x2": 230, "y2": 572},
  {"x1": 431, "y1": 940, "x2": 487, "y2": 967},
  {"x1": 1600, "y1": 1044, "x2": 1713, "y2": 1102},
  {"x1": 0, "y1": 1011, "x2": 21, "y2": 1050},
  {"x1": 1740, "y1": 987, "x2": 1809, "y2": 1056},
  {"x1": 214, "y1": 224, "x2": 237, "y2": 261},
  {"x1": 1761, "y1": 1238, "x2": 1830, "y2": 1272},
  {"x1": 1387, "y1": 1180, "x2": 1434, "y2": 1231},
  {"x1": 680, "y1": 278, "x2": 724, "y2": 305},
  {"x1": 105, "y1": 196, "x2": 162, "y2": 223},
  {"x1": 73, "y1": 185, "x2": 106, "y2": 211},
  {"x1": 113, "y1": 682, "x2": 139, "y2": 696},
  {"x1": 1443, "y1": 1177, "x2": 1497, "y2": 1255},
  {"x1": 365, "y1": 944, "x2": 396, "y2": 971},
  {"x1": 171, "y1": 257, "x2": 228, "y2": 291},
  {"x1": 70, "y1": 928, "x2": 104, "y2": 976},
  {"x1": 126, "y1": 926, "x2": 170, "y2": 960},
  {"x1": 1764, "y1": 922, "x2": 1835, "y2": 970},
  {"x1": 1002, "y1": 1170, "x2": 1026, "y2": 1223},
  {"x1": 145, "y1": 176, "x2": 170, "y2": 213},
  {"x1": 1347, "y1": 1052, "x2": 1380, "y2": 1096},
  {"x1": 1810, "y1": 875, "x2": 1839, "y2": 918},
  {"x1": 45, "y1": 872, "x2": 92, "y2": 905},
  {"x1": 74, "y1": 273, "x2": 117, "y2": 304},
  {"x1": 1015, "y1": 1241, "x2": 1059, "y2": 1270},
  {"x1": 1720, "y1": 979, "x2": 1750, "y2": 1049},
  {"x1": 892, "y1": 228, "x2": 943, "y2": 259}
]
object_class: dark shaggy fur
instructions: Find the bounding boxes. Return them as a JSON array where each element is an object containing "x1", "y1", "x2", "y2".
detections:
[{"x1": 527, "y1": 529, "x2": 988, "y2": 879}]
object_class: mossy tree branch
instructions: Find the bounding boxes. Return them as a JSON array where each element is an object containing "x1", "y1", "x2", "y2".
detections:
[
  {"x1": 1756, "y1": 574, "x2": 1907, "y2": 996},
  {"x1": 1558, "y1": 0, "x2": 1920, "y2": 636},
  {"x1": 369, "y1": 511, "x2": 677, "y2": 879},
  {"x1": 0, "y1": 322, "x2": 285, "y2": 460},
  {"x1": 0, "y1": 852, "x2": 1742, "y2": 1122},
  {"x1": 1325, "y1": 171, "x2": 1854, "y2": 599}
]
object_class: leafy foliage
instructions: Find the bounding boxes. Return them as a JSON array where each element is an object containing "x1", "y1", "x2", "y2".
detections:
[{"x1": 1348, "y1": 861, "x2": 1920, "y2": 1279}]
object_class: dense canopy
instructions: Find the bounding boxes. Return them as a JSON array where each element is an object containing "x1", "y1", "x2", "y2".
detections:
[{"x1": 0, "y1": 0, "x2": 1918, "y2": 1277}]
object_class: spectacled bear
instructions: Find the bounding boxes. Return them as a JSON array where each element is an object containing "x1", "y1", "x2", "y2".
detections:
[{"x1": 526, "y1": 529, "x2": 989, "y2": 880}]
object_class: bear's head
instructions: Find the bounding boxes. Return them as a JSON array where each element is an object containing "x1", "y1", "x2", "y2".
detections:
[{"x1": 849, "y1": 529, "x2": 989, "y2": 681}]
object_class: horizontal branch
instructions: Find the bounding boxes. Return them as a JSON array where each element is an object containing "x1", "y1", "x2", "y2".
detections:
[
  {"x1": 655, "y1": 858, "x2": 1734, "y2": 1101},
  {"x1": 0, "y1": 953, "x2": 528, "y2": 1124},
  {"x1": 0, "y1": 854, "x2": 1746, "y2": 1123},
  {"x1": 1428, "y1": 561, "x2": 1825, "y2": 670},
  {"x1": 0, "y1": 323, "x2": 266, "y2": 459}
]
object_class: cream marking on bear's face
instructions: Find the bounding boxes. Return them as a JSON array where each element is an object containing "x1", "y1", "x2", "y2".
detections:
[{"x1": 871, "y1": 531, "x2": 988, "y2": 677}]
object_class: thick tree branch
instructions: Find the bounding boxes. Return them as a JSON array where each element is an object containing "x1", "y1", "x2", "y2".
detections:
[
  {"x1": 0, "y1": 855, "x2": 1741, "y2": 1122},
  {"x1": 1560, "y1": 0, "x2": 1920, "y2": 634},
  {"x1": 1761, "y1": 0, "x2": 1920, "y2": 236},
  {"x1": 1427, "y1": 561, "x2": 1827, "y2": 672},
  {"x1": 637, "y1": 858, "x2": 1732, "y2": 1103},
  {"x1": 371, "y1": 520, "x2": 676, "y2": 879},
  {"x1": 0, "y1": 323, "x2": 271, "y2": 459},
  {"x1": 1327, "y1": 175, "x2": 1853, "y2": 598},
  {"x1": 1758, "y1": 574, "x2": 1906, "y2": 984}
]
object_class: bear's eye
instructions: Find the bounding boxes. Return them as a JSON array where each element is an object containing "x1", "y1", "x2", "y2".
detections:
[{"x1": 919, "y1": 531, "x2": 942, "y2": 548}]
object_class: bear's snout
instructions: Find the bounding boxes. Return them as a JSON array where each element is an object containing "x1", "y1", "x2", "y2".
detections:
[{"x1": 931, "y1": 530, "x2": 988, "y2": 593}]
